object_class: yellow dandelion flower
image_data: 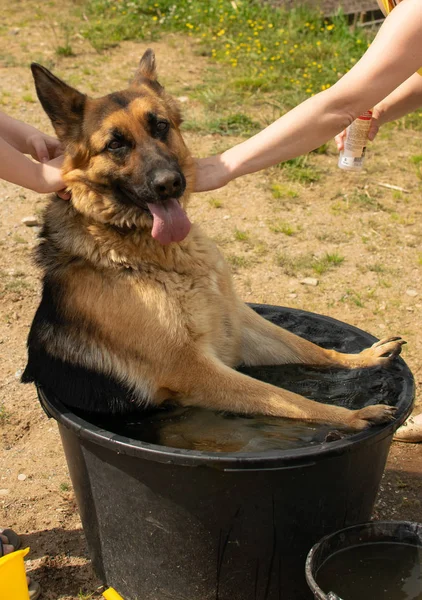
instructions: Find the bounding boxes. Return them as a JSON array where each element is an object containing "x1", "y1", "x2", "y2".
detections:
[{"x1": 316, "y1": 41, "x2": 321, "y2": 46}]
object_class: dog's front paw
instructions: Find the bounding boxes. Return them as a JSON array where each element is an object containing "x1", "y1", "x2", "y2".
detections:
[
  {"x1": 347, "y1": 404, "x2": 397, "y2": 430},
  {"x1": 358, "y1": 336, "x2": 406, "y2": 367}
]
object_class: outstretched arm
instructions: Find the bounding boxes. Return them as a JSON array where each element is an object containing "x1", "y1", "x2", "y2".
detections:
[
  {"x1": 0, "y1": 137, "x2": 65, "y2": 193},
  {"x1": 336, "y1": 72, "x2": 422, "y2": 150},
  {"x1": 0, "y1": 111, "x2": 62, "y2": 162},
  {"x1": 195, "y1": 0, "x2": 422, "y2": 192},
  {"x1": 0, "y1": 111, "x2": 66, "y2": 193}
]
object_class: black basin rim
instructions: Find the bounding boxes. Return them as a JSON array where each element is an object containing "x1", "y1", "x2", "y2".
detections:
[
  {"x1": 305, "y1": 520, "x2": 422, "y2": 599},
  {"x1": 38, "y1": 305, "x2": 415, "y2": 469}
]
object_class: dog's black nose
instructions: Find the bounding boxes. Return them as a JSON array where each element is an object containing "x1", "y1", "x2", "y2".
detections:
[{"x1": 151, "y1": 170, "x2": 183, "y2": 200}]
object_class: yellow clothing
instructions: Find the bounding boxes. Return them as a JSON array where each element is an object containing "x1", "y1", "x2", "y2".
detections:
[{"x1": 378, "y1": 0, "x2": 422, "y2": 75}]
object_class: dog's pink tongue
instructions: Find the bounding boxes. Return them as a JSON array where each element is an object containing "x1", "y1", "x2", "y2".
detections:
[{"x1": 147, "y1": 199, "x2": 191, "y2": 245}]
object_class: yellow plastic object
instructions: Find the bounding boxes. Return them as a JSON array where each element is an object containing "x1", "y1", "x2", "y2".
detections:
[
  {"x1": 103, "y1": 588, "x2": 125, "y2": 600},
  {"x1": 0, "y1": 547, "x2": 30, "y2": 600}
]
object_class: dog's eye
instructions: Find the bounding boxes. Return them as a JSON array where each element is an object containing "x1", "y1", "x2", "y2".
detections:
[
  {"x1": 156, "y1": 120, "x2": 169, "y2": 133},
  {"x1": 107, "y1": 140, "x2": 125, "y2": 151}
]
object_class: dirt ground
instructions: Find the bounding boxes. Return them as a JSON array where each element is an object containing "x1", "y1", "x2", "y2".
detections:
[{"x1": 0, "y1": 1, "x2": 421, "y2": 599}]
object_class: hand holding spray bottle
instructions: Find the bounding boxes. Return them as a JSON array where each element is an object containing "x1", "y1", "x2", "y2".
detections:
[{"x1": 338, "y1": 110, "x2": 373, "y2": 171}]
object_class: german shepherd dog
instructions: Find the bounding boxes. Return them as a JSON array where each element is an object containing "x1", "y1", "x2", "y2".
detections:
[{"x1": 23, "y1": 50, "x2": 405, "y2": 431}]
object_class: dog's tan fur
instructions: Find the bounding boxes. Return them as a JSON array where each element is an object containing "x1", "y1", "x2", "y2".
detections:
[{"x1": 24, "y1": 51, "x2": 405, "y2": 430}]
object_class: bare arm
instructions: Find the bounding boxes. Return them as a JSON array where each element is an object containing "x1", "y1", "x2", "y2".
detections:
[
  {"x1": 372, "y1": 71, "x2": 422, "y2": 129},
  {"x1": 0, "y1": 110, "x2": 67, "y2": 193},
  {"x1": 336, "y1": 72, "x2": 422, "y2": 150},
  {"x1": 195, "y1": 0, "x2": 422, "y2": 191},
  {"x1": 0, "y1": 136, "x2": 65, "y2": 193},
  {"x1": 0, "y1": 111, "x2": 62, "y2": 162}
]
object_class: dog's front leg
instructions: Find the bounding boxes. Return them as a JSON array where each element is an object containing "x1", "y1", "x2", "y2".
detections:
[
  {"x1": 237, "y1": 303, "x2": 405, "y2": 369},
  {"x1": 168, "y1": 351, "x2": 395, "y2": 430}
]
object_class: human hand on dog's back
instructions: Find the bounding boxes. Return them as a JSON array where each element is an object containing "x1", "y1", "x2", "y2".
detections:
[{"x1": 0, "y1": 110, "x2": 69, "y2": 195}]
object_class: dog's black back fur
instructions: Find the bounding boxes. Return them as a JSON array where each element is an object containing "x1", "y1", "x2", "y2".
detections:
[{"x1": 22, "y1": 279, "x2": 142, "y2": 415}]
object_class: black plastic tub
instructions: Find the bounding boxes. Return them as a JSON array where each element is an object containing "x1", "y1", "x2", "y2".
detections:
[
  {"x1": 36, "y1": 305, "x2": 414, "y2": 600},
  {"x1": 305, "y1": 521, "x2": 422, "y2": 600}
]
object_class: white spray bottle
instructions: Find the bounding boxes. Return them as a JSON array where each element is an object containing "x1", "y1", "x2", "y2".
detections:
[{"x1": 338, "y1": 110, "x2": 373, "y2": 171}]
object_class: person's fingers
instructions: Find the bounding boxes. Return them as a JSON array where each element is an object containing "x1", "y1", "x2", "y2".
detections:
[
  {"x1": 31, "y1": 137, "x2": 50, "y2": 163},
  {"x1": 56, "y1": 189, "x2": 71, "y2": 200},
  {"x1": 47, "y1": 155, "x2": 64, "y2": 168},
  {"x1": 53, "y1": 143, "x2": 64, "y2": 158},
  {"x1": 368, "y1": 120, "x2": 379, "y2": 142},
  {"x1": 335, "y1": 130, "x2": 347, "y2": 152}
]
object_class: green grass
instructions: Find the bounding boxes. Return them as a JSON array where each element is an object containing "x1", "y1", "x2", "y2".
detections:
[
  {"x1": 22, "y1": 93, "x2": 36, "y2": 103},
  {"x1": 234, "y1": 228, "x2": 250, "y2": 242},
  {"x1": 4, "y1": 281, "x2": 30, "y2": 292},
  {"x1": 56, "y1": 45, "x2": 74, "y2": 57},
  {"x1": 341, "y1": 289, "x2": 364, "y2": 307},
  {"x1": 12, "y1": 234, "x2": 27, "y2": 244},
  {"x1": 312, "y1": 252, "x2": 344, "y2": 274},
  {"x1": 82, "y1": 0, "x2": 421, "y2": 142},
  {"x1": 275, "y1": 251, "x2": 343, "y2": 275},
  {"x1": 208, "y1": 198, "x2": 223, "y2": 208},
  {"x1": 270, "y1": 183, "x2": 299, "y2": 200},
  {"x1": 77, "y1": 592, "x2": 93, "y2": 600},
  {"x1": 269, "y1": 221, "x2": 299, "y2": 236},
  {"x1": 226, "y1": 253, "x2": 253, "y2": 270},
  {"x1": 0, "y1": 403, "x2": 9, "y2": 424},
  {"x1": 278, "y1": 156, "x2": 320, "y2": 184},
  {"x1": 83, "y1": 0, "x2": 375, "y2": 111},
  {"x1": 208, "y1": 113, "x2": 260, "y2": 136},
  {"x1": 410, "y1": 154, "x2": 422, "y2": 179},
  {"x1": 275, "y1": 251, "x2": 314, "y2": 276}
]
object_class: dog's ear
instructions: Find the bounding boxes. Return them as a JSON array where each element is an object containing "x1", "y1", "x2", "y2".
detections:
[
  {"x1": 132, "y1": 49, "x2": 158, "y2": 86},
  {"x1": 31, "y1": 63, "x2": 86, "y2": 142}
]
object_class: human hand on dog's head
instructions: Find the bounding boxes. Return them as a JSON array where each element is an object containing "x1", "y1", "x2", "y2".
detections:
[
  {"x1": 26, "y1": 130, "x2": 63, "y2": 163},
  {"x1": 37, "y1": 155, "x2": 71, "y2": 198},
  {"x1": 194, "y1": 155, "x2": 233, "y2": 192},
  {"x1": 26, "y1": 132, "x2": 70, "y2": 198}
]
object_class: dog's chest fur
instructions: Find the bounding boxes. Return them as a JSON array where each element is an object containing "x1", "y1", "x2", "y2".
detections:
[{"x1": 25, "y1": 201, "x2": 244, "y2": 412}]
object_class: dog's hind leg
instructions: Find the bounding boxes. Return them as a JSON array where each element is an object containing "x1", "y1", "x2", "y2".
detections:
[
  {"x1": 237, "y1": 303, "x2": 405, "y2": 369},
  {"x1": 169, "y1": 352, "x2": 396, "y2": 430}
]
